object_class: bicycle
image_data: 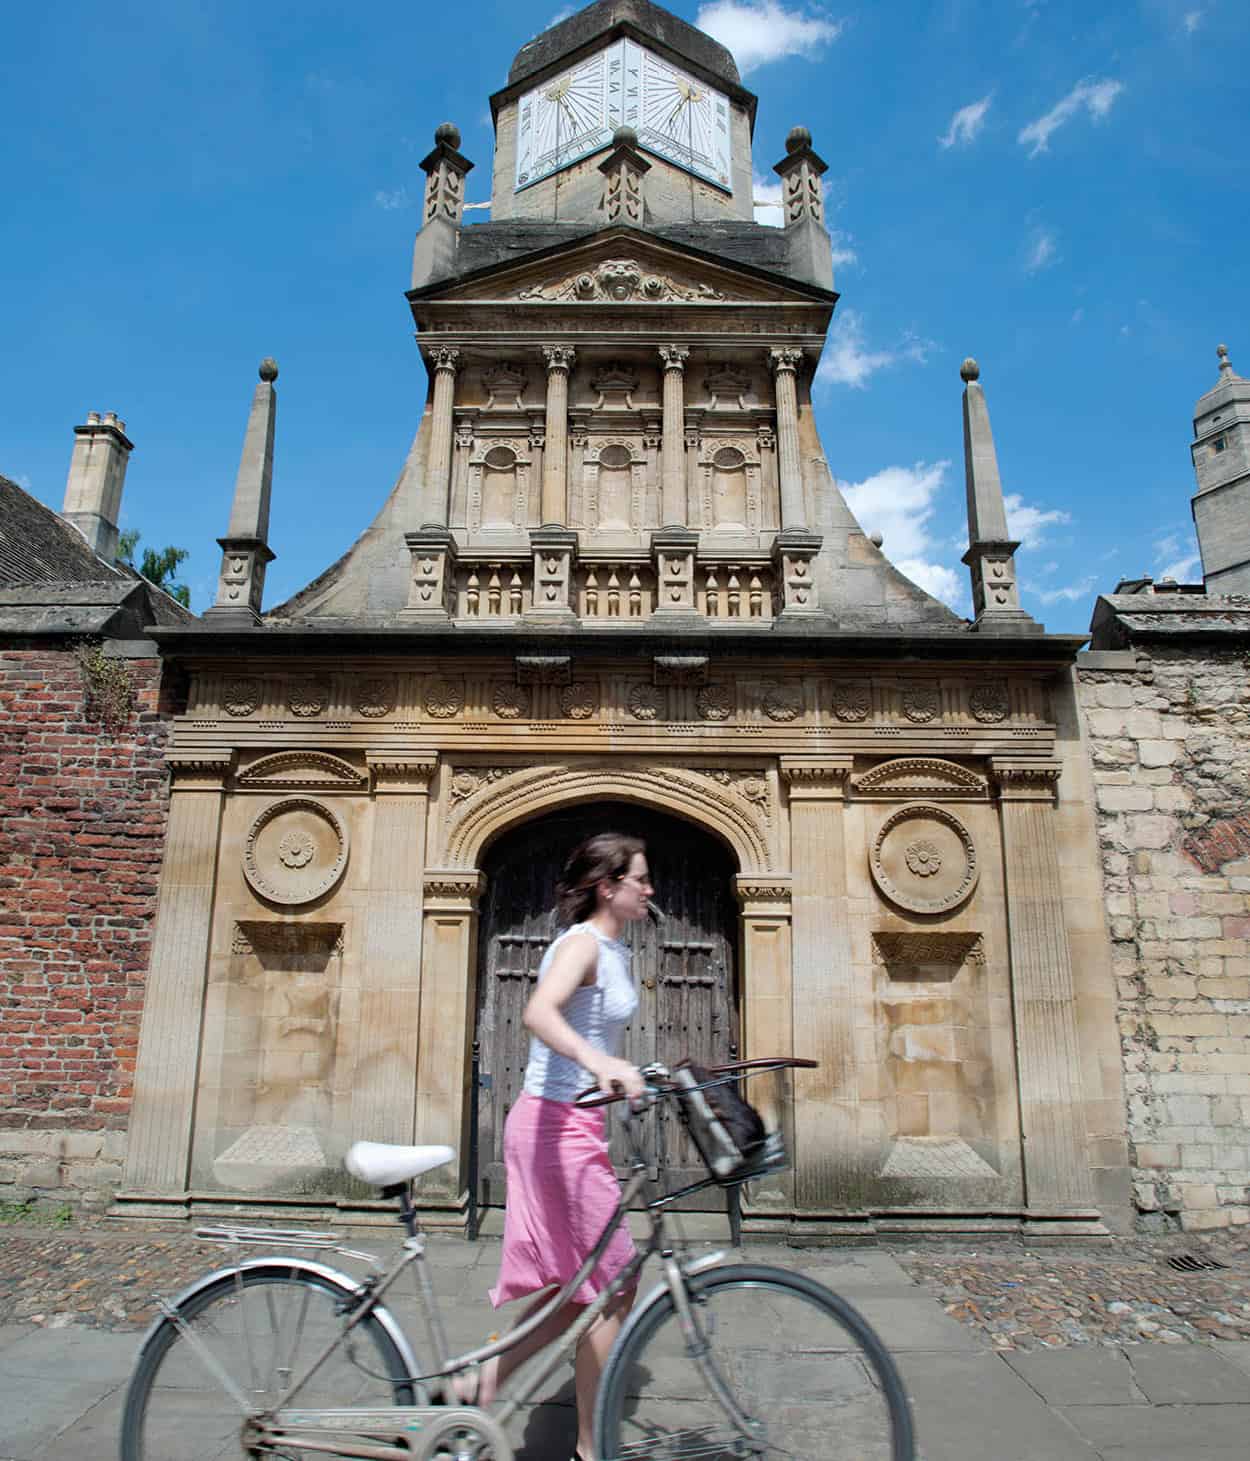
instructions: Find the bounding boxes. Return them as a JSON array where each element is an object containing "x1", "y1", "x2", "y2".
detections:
[{"x1": 120, "y1": 1057, "x2": 915, "y2": 1460}]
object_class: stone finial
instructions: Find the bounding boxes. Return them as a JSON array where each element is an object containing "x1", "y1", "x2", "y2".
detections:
[
  {"x1": 771, "y1": 125, "x2": 832, "y2": 288},
  {"x1": 259, "y1": 357, "x2": 279, "y2": 383},
  {"x1": 61, "y1": 409, "x2": 135, "y2": 564},
  {"x1": 613, "y1": 124, "x2": 638, "y2": 147},
  {"x1": 786, "y1": 125, "x2": 812, "y2": 153},
  {"x1": 1218, "y1": 342, "x2": 1234, "y2": 377},
  {"x1": 598, "y1": 126, "x2": 650, "y2": 225},
  {"x1": 960, "y1": 357, "x2": 980, "y2": 383},
  {"x1": 434, "y1": 122, "x2": 461, "y2": 148}
]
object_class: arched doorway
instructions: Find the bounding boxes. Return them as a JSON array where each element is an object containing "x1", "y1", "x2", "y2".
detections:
[{"x1": 473, "y1": 802, "x2": 739, "y2": 1209}]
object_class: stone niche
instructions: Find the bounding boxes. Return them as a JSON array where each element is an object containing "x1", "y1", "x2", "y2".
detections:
[
  {"x1": 190, "y1": 921, "x2": 354, "y2": 1196},
  {"x1": 870, "y1": 931, "x2": 1010, "y2": 1206}
]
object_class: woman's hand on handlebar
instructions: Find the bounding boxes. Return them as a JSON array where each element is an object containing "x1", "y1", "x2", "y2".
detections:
[{"x1": 588, "y1": 1055, "x2": 646, "y2": 1101}]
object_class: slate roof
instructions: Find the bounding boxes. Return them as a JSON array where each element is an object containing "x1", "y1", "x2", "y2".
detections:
[{"x1": 0, "y1": 473, "x2": 125, "y2": 587}]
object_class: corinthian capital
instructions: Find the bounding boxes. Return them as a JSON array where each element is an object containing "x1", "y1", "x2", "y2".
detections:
[
  {"x1": 429, "y1": 346, "x2": 461, "y2": 373},
  {"x1": 658, "y1": 344, "x2": 690, "y2": 372},
  {"x1": 768, "y1": 347, "x2": 804, "y2": 375},
  {"x1": 541, "y1": 344, "x2": 577, "y2": 373}
]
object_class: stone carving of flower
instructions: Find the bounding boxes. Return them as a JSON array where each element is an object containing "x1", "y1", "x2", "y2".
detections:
[
  {"x1": 492, "y1": 682, "x2": 529, "y2": 720},
  {"x1": 969, "y1": 682, "x2": 1010, "y2": 723},
  {"x1": 901, "y1": 686, "x2": 940, "y2": 723},
  {"x1": 355, "y1": 678, "x2": 396, "y2": 718},
  {"x1": 628, "y1": 683, "x2": 662, "y2": 721},
  {"x1": 289, "y1": 678, "x2": 329, "y2": 718},
  {"x1": 831, "y1": 682, "x2": 871, "y2": 722},
  {"x1": 905, "y1": 840, "x2": 943, "y2": 877},
  {"x1": 763, "y1": 684, "x2": 801, "y2": 722},
  {"x1": 696, "y1": 684, "x2": 734, "y2": 721},
  {"x1": 278, "y1": 831, "x2": 316, "y2": 869},
  {"x1": 740, "y1": 776, "x2": 768, "y2": 806},
  {"x1": 425, "y1": 678, "x2": 464, "y2": 719},
  {"x1": 223, "y1": 677, "x2": 260, "y2": 717},
  {"x1": 560, "y1": 682, "x2": 600, "y2": 720}
]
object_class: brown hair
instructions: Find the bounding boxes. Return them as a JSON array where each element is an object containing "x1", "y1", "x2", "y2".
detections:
[{"x1": 556, "y1": 832, "x2": 646, "y2": 926}]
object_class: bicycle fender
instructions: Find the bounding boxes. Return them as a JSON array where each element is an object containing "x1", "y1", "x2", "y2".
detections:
[{"x1": 132, "y1": 1255, "x2": 422, "y2": 1382}]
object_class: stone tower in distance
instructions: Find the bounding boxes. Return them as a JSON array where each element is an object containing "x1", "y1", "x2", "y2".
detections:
[{"x1": 1190, "y1": 343, "x2": 1250, "y2": 594}]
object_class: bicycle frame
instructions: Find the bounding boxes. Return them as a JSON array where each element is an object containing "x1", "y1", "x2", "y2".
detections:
[{"x1": 228, "y1": 1100, "x2": 745, "y2": 1458}]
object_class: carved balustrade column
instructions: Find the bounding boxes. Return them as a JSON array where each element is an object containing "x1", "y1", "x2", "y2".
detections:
[
  {"x1": 658, "y1": 344, "x2": 690, "y2": 525},
  {"x1": 992, "y1": 760, "x2": 1097, "y2": 1222},
  {"x1": 768, "y1": 347, "x2": 807, "y2": 529},
  {"x1": 733, "y1": 876, "x2": 795, "y2": 1228},
  {"x1": 540, "y1": 345, "x2": 576, "y2": 524},
  {"x1": 351, "y1": 755, "x2": 438, "y2": 1146},
  {"x1": 780, "y1": 759, "x2": 857, "y2": 1217},
  {"x1": 425, "y1": 346, "x2": 461, "y2": 523},
  {"x1": 414, "y1": 869, "x2": 486, "y2": 1210},
  {"x1": 122, "y1": 752, "x2": 234, "y2": 1199}
]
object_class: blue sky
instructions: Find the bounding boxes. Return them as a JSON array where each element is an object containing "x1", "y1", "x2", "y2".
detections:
[{"x1": 3, "y1": 0, "x2": 1247, "y2": 631}]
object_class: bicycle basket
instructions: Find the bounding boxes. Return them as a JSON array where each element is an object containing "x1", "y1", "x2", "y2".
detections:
[{"x1": 671, "y1": 1059, "x2": 795, "y2": 1187}]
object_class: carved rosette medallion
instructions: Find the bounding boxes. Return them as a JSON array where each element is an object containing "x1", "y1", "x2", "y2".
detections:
[
  {"x1": 969, "y1": 682, "x2": 1010, "y2": 724},
  {"x1": 449, "y1": 767, "x2": 509, "y2": 802},
  {"x1": 627, "y1": 683, "x2": 663, "y2": 721},
  {"x1": 870, "y1": 803, "x2": 978, "y2": 915},
  {"x1": 288, "y1": 678, "x2": 329, "y2": 718},
  {"x1": 560, "y1": 682, "x2": 600, "y2": 720},
  {"x1": 901, "y1": 685, "x2": 940, "y2": 724},
  {"x1": 425, "y1": 678, "x2": 465, "y2": 719},
  {"x1": 491, "y1": 682, "x2": 530, "y2": 720},
  {"x1": 355, "y1": 677, "x2": 396, "y2": 718},
  {"x1": 243, "y1": 797, "x2": 349, "y2": 906},
  {"x1": 223, "y1": 677, "x2": 260, "y2": 717},
  {"x1": 696, "y1": 684, "x2": 734, "y2": 721},
  {"x1": 831, "y1": 682, "x2": 871, "y2": 722},
  {"x1": 763, "y1": 683, "x2": 801, "y2": 722}
]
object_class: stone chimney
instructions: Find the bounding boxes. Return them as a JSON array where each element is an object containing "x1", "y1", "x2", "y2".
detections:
[
  {"x1": 1190, "y1": 342, "x2": 1250, "y2": 595},
  {"x1": 61, "y1": 411, "x2": 134, "y2": 564},
  {"x1": 959, "y1": 359, "x2": 1039, "y2": 634}
]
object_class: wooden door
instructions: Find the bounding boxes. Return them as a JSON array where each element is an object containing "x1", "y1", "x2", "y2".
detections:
[{"x1": 474, "y1": 803, "x2": 738, "y2": 1208}]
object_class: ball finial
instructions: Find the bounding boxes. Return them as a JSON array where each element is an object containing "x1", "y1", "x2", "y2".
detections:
[
  {"x1": 434, "y1": 122, "x2": 461, "y2": 149},
  {"x1": 1217, "y1": 342, "x2": 1233, "y2": 375},
  {"x1": 960, "y1": 357, "x2": 980, "y2": 383},
  {"x1": 869, "y1": 532, "x2": 884, "y2": 548},
  {"x1": 613, "y1": 123, "x2": 638, "y2": 147},
  {"x1": 259, "y1": 357, "x2": 279, "y2": 383},
  {"x1": 786, "y1": 125, "x2": 812, "y2": 154}
]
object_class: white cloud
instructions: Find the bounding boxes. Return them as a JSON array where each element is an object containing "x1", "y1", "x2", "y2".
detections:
[
  {"x1": 817, "y1": 309, "x2": 933, "y2": 389},
  {"x1": 1024, "y1": 227, "x2": 1058, "y2": 273},
  {"x1": 547, "y1": 4, "x2": 577, "y2": 25},
  {"x1": 939, "y1": 94, "x2": 993, "y2": 150},
  {"x1": 1154, "y1": 529, "x2": 1202, "y2": 583},
  {"x1": 1183, "y1": 9, "x2": 1204, "y2": 33},
  {"x1": 840, "y1": 460, "x2": 968, "y2": 612},
  {"x1": 898, "y1": 559, "x2": 965, "y2": 607},
  {"x1": 1003, "y1": 492, "x2": 1070, "y2": 548},
  {"x1": 1018, "y1": 78, "x2": 1124, "y2": 157},
  {"x1": 1035, "y1": 576, "x2": 1096, "y2": 605},
  {"x1": 374, "y1": 186, "x2": 410, "y2": 211},
  {"x1": 750, "y1": 173, "x2": 856, "y2": 267},
  {"x1": 696, "y1": 1, "x2": 843, "y2": 73}
]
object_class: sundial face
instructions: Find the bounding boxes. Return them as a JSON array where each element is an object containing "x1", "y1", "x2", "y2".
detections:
[{"x1": 514, "y1": 39, "x2": 732, "y2": 194}]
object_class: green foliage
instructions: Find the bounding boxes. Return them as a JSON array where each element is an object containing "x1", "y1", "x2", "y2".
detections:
[
  {"x1": 73, "y1": 638, "x2": 136, "y2": 730},
  {"x1": 118, "y1": 530, "x2": 191, "y2": 607},
  {"x1": 0, "y1": 1198, "x2": 74, "y2": 1227}
]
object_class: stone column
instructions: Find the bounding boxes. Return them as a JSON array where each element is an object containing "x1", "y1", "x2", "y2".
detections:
[
  {"x1": 120, "y1": 752, "x2": 233, "y2": 1202},
  {"x1": 658, "y1": 345, "x2": 689, "y2": 525},
  {"x1": 993, "y1": 760, "x2": 1098, "y2": 1223},
  {"x1": 414, "y1": 870, "x2": 485, "y2": 1212},
  {"x1": 734, "y1": 876, "x2": 794, "y2": 1226},
  {"x1": 425, "y1": 346, "x2": 461, "y2": 524},
  {"x1": 781, "y1": 759, "x2": 856, "y2": 1214},
  {"x1": 540, "y1": 345, "x2": 576, "y2": 524},
  {"x1": 61, "y1": 410, "x2": 133, "y2": 564},
  {"x1": 768, "y1": 348, "x2": 807, "y2": 529},
  {"x1": 351, "y1": 755, "x2": 437, "y2": 1146},
  {"x1": 205, "y1": 360, "x2": 278, "y2": 625}
]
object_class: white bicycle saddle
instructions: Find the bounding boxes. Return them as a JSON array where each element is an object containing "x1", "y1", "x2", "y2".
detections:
[{"x1": 345, "y1": 1140, "x2": 456, "y2": 1187}]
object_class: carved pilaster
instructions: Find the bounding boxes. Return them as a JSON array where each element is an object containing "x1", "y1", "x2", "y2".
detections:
[
  {"x1": 527, "y1": 524, "x2": 579, "y2": 622},
  {"x1": 768, "y1": 347, "x2": 807, "y2": 530},
  {"x1": 658, "y1": 344, "x2": 690, "y2": 526},
  {"x1": 540, "y1": 345, "x2": 576, "y2": 525},
  {"x1": 402, "y1": 524, "x2": 458, "y2": 619},
  {"x1": 650, "y1": 525, "x2": 700, "y2": 616},
  {"x1": 424, "y1": 345, "x2": 461, "y2": 523}
]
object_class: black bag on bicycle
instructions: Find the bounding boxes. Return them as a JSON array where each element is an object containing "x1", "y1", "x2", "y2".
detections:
[{"x1": 672, "y1": 1060, "x2": 771, "y2": 1184}]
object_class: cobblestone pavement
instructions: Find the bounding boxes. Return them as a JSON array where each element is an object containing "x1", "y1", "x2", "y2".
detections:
[{"x1": 895, "y1": 1230, "x2": 1250, "y2": 1351}]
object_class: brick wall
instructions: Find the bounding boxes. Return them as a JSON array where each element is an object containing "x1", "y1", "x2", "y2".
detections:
[
  {"x1": 0, "y1": 646, "x2": 177, "y2": 1206},
  {"x1": 1079, "y1": 644, "x2": 1250, "y2": 1230}
]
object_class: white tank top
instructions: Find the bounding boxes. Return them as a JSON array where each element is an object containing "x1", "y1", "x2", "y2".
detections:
[{"x1": 522, "y1": 922, "x2": 639, "y2": 1102}]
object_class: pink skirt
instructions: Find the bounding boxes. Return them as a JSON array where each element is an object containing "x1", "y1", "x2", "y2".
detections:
[{"x1": 489, "y1": 1093, "x2": 637, "y2": 1308}]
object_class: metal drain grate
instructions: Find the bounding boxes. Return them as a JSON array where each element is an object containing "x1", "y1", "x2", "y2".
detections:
[{"x1": 1167, "y1": 1253, "x2": 1229, "y2": 1272}]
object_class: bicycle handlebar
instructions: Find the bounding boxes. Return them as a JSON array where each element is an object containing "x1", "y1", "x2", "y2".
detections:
[{"x1": 573, "y1": 1056, "x2": 818, "y2": 1108}]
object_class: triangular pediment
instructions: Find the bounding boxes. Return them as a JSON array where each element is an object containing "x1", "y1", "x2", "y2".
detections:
[
  {"x1": 417, "y1": 228, "x2": 832, "y2": 309},
  {"x1": 237, "y1": 751, "x2": 368, "y2": 792},
  {"x1": 853, "y1": 758, "x2": 988, "y2": 800}
]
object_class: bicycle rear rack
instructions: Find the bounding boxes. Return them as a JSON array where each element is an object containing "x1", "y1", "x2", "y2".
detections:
[{"x1": 195, "y1": 1225, "x2": 384, "y2": 1268}]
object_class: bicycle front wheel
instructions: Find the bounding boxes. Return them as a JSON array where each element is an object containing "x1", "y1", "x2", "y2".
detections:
[
  {"x1": 595, "y1": 1263, "x2": 914, "y2": 1461},
  {"x1": 120, "y1": 1261, "x2": 418, "y2": 1460}
]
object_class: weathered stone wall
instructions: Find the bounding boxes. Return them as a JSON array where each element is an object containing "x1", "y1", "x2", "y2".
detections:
[
  {"x1": 1078, "y1": 644, "x2": 1250, "y2": 1230},
  {"x1": 0, "y1": 646, "x2": 177, "y2": 1207}
]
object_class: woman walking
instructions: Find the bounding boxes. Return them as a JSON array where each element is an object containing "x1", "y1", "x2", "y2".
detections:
[{"x1": 475, "y1": 831, "x2": 652, "y2": 1461}]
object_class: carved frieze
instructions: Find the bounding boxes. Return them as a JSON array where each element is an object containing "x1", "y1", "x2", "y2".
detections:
[
  {"x1": 830, "y1": 682, "x2": 871, "y2": 722},
  {"x1": 969, "y1": 682, "x2": 1010, "y2": 723},
  {"x1": 696, "y1": 684, "x2": 734, "y2": 721},
  {"x1": 515, "y1": 656, "x2": 571, "y2": 686},
  {"x1": 243, "y1": 797, "x2": 349, "y2": 907},
  {"x1": 762, "y1": 682, "x2": 801, "y2": 722},
  {"x1": 560, "y1": 681, "x2": 600, "y2": 720},
  {"x1": 516, "y1": 258, "x2": 727, "y2": 303},
  {"x1": 900, "y1": 685, "x2": 941, "y2": 724},
  {"x1": 223, "y1": 677, "x2": 261, "y2": 717},
  {"x1": 237, "y1": 752, "x2": 368, "y2": 792},
  {"x1": 627, "y1": 683, "x2": 664, "y2": 721},
  {"x1": 855, "y1": 758, "x2": 988, "y2": 801},
  {"x1": 697, "y1": 768, "x2": 770, "y2": 812},
  {"x1": 354, "y1": 678, "x2": 397, "y2": 719},
  {"x1": 872, "y1": 931, "x2": 985, "y2": 967},
  {"x1": 449, "y1": 767, "x2": 511, "y2": 802},
  {"x1": 288, "y1": 677, "x2": 329, "y2": 719},
  {"x1": 491, "y1": 681, "x2": 531, "y2": 719},
  {"x1": 870, "y1": 803, "x2": 979, "y2": 915},
  {"x1": 424, "y1": 677, "x2": 465, "y2": 719}
]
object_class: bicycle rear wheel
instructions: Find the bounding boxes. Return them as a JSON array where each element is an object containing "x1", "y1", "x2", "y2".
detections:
[
  {"x1": 120, "y1": 1261, "x2": 417, "y2": 1460},
  {"x1": 595, "y1": 1263, "x2": 914, "y2": 1461}
]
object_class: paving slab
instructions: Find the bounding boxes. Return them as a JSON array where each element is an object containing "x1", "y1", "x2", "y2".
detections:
[
  {"x1": 30, "y1": 1385, "x2": 126, "y2": 1461},
  {"x1": 1124, "y1": 1341, "x2": 1250, "y2": 1402},
  {"x1": 1003, "y1": 1346, "x2": 1146, "y2": 1405},
  {"x1": 1059, "y1": 1401, "x2": 1250, "y2": 1459},
  {"x1": 0, "y1": 1321, "x2": 137, "y2": 1383},
  {"x1": 1211, "y1": 1339, "x2": 1250, "y2": 1376},
  {"x1": 896, "y1": 1351, "x2": 1098, "y2": 1460},
  {"x1": 844, "y1": 1293, "x2": 988, "y2": 1352},
  {"x1": 0, "y1": 1371, "x2": 126, "y2": 1460}
]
